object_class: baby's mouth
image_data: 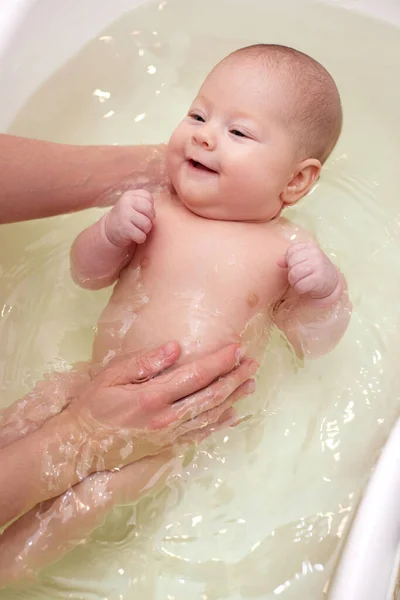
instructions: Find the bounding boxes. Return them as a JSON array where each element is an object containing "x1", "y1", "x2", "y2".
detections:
[{"x1": 188, "y1": 159, "x2": 218, "y2": 174}]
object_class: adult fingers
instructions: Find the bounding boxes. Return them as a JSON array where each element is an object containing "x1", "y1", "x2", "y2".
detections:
[
  {"x1": 176, "y1": 407, "x2": 237, "y2": 445},
  {"x1": 148, "y1": 344, "x2": 250, "y2": 407},
  {"x1": 98, "y1": 341, "x2": 181, "y2": 387},
  {"x1": 171, "y1": 376, "x2": 258, "y2": 426}
]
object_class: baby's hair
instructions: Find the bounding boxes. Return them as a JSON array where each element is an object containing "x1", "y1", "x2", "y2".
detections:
[{"x1": 224, "y1": 44, "x2": 343, "y2": 164}]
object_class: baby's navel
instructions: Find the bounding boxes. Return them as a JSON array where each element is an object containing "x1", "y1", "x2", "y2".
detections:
[{"x1": 247, "y1": 291, "x2": 259, "y2": 309}]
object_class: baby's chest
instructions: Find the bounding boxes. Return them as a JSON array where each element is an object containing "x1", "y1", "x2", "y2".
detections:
[{"x1": 134, "y1": 211, "x2": 288, "y2": 309}]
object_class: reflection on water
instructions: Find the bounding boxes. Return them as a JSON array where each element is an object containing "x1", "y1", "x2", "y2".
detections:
[{"x1": 1, "y1": 0, "x2": 400, "y2": 598}]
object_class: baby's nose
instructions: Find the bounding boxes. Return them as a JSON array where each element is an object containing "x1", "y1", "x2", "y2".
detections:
[{"x1": 192, "y1": 126, "x2": 216, "y2": 150}]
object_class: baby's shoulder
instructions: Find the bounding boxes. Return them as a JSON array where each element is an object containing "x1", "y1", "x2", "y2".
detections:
[
  {"x1": 153, "y1": 191, "x2": 188, "y2": 222},
  {"x1": 266, "y1": 216, "x2": 316, "y2": 247}
]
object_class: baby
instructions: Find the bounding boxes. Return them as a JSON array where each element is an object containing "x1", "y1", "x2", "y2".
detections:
[
  {"x1": 71, "y1": 44, "x2": 350, "y2": 369},
  {"x1": 0, "y1": 44, "x2": 351, "y2": 580}
]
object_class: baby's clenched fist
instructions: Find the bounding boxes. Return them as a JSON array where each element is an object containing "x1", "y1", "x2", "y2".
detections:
[{"x1": 104, "y1": 190, "x2": 155, "y2": 248}]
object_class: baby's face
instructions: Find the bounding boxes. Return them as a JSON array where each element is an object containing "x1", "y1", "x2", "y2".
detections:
[{"x1": 167, "y1": 58, "x2": 302, "y2": 222}]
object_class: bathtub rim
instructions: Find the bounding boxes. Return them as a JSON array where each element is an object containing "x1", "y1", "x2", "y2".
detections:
[{"x1": 1, "y1": 1, "x2": 400, "y2": 599}]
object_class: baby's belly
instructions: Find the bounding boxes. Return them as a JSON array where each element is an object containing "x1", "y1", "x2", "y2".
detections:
[{"x1": 91, "y1": 293, "x2": 271, "y2": 368}]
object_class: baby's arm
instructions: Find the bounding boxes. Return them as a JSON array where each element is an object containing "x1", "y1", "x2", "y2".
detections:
[
  {"x1": 70, "y1": 190, "x2": 155, "y2": 289},
  {"x1": 273, "y1": 242, "x2": 352, "y2": 358}
]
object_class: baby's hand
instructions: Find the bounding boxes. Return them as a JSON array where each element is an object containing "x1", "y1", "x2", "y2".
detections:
[
  {"x1": 104, "y1": 190, "x2": 155, "y2": 248},
  {"x1": 278, "y1": 241, "x2": 339, "y2": 299}
]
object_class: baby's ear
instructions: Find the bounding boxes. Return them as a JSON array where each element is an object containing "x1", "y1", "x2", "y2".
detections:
[{"x1": 280, "y1": 159, "x2": 321, "y2": 206}]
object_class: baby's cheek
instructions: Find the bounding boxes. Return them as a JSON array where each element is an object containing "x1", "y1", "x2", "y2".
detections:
[
  {"x1": 168, "y1": 123, "x2": 186, "y2": 151},
  {"x1": 166, "y1": 153, "x2": 180, "y2": 189}
]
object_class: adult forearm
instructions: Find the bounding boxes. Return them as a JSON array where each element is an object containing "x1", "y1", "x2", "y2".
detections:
[
  {"x1": 0, "y1": 368, "x2": 91, "y2": 451},
  {"x1": 0, "y1": 342, "x2": 257, "y2": 526},
  {"x1": 0, "y1": 407, "x2": 161, "y2": 527},
  {"x1": 0, "y1": 451, "x2": 177, "y2": 586},
  {"x1": 0, "y1": 134, "x2": 166, "y2": 223},
  {"x1": 0, "y1": 412, "x2": 82, "y2": 527}
]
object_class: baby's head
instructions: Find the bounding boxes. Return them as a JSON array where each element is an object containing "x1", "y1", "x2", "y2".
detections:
[{"x1": 167, "y1": 44, "x2": 342, "y2": 222}]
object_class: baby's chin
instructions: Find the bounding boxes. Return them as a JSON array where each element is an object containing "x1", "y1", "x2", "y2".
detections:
[
  {"x1": 179, "y1": 193, "x2": 273, "y2": 222},
  {"x1": 179, "y1": 195, "x2": 233, "y2": 221}
]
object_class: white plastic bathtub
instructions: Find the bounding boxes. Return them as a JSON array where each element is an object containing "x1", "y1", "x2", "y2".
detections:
[{"x1": 0, "y1": 1, "x2": 400, "y2": 599}]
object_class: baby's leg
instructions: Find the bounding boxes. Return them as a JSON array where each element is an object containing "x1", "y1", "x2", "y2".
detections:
[
  {"x1": 0, "y1": 411, "x2": 234, "y2": 586},
  {"x1": 0, "y1": 451, "x2": 179, "y2": 587},
  {"x1": 0, "y1": 364, "x2": 91, "y2": 450}
]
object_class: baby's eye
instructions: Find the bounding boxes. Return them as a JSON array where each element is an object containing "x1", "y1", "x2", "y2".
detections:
[
  {"x1": 190, "y1": 114, "x2": 205, "y2": 122},
  {"x1": 231, "y1": 129, "x2": 247, "y2": 138}
]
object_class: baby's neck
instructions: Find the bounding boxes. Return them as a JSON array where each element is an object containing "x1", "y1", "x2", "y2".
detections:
[{"x1": 155, "y1": 189, "x2": 279, "y2": 226}]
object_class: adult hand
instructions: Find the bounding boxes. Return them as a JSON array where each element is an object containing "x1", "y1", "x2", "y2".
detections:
[
  {"x1": 67, "y1": 340, "x2": 257, "y2": 475},
  {"x1": 0, "y1": 341, "x2": 257, "y2": 527}
]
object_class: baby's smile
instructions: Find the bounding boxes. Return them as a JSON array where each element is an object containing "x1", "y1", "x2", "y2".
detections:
[{"x1": 187, "y1": 157, "x2": 219, "y2": 175}]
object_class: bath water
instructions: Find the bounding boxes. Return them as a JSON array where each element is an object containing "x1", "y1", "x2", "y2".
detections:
[{"x1": 1, "y1": 0, "x2": 400, "y2": 598}]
